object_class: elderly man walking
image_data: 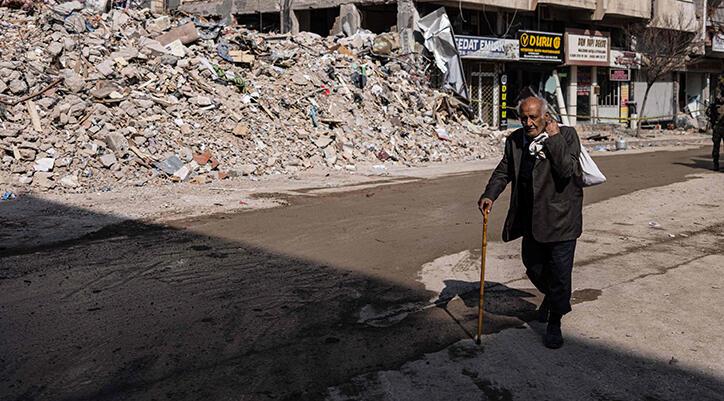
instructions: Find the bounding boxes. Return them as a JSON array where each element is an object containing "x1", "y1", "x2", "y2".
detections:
[
  {"x1": 708, "y1": 84, "x2": 723, "y2": 171},
  {"x1": 478, "y1": 96, "x2": 583, "y2": 349}
]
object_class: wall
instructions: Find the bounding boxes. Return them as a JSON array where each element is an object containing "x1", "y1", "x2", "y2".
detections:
[
  {"x1": 537, "y1": 0, "x2": 596, "y2": 10},
  {"x1": 632, "y1": 72, "x2": 675, "y2": 119},
  {"x1": 650, "y1": 0, "x2": 698, "y2": 32},
  {"x1": 416, "y1": 0, "x2": 533, "y2": 12},
  {"x1": 595, "y1": 0, "x2": 650, "y2": 19},
  {"x1": 685, "y1": 72, "x2": 706, "y2": 115}
]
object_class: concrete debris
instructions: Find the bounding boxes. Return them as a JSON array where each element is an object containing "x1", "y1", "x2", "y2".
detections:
[
  {"x1": 34, "y1": 157, "x2": 55, "y2": 172},
  {"x1": 0, "y1": 5, "x2": 498, "y2": 194},
  {"x1": 155, "y1": 21, "x2": 200, "y2": 46},
  {"x1": 156, "y1": 155, "x2": 184, "y2": 175},
  {"x1": 60, "y1": 174, "x2": 80, "y2": 188},
  {"x1": 99, "y1": 153, "x2": 117, "y2": 168}
]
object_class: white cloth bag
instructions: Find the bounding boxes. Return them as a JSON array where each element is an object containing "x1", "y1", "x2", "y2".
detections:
[{"x1": 579, "y1": 145, "x2": 606, "y2": 187}]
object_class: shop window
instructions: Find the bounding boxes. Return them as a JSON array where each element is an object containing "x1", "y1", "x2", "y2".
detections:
[
  {"x1": 576, "y1": 67, "x2": 592, "y2": 121},
  {"x1": 598, "y1": 70, "x2": 619, "y2": 107}
]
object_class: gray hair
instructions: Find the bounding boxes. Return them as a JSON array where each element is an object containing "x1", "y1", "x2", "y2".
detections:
[{"x1": 517, "y1": 95, "x2": 548, "y2": 115}]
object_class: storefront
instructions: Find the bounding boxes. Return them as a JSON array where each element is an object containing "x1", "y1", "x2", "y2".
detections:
[
  {"x1": 503, "y1": 30, "x2": 564, "y2": 127},
  {"x1": 455, "y1": 35, "x2": 519, "y2": 127},
  {"x1": 712, "y1": 33, "x2": 724, "y2": 101},
  {"x1": 680, "y1": 57, "x2": 724, "y2": 119},
  {"x1": 561, "y1": 28, "x2": 610, "y2": 126},
  {"x1": 599, "y1": 50, "x2": 641, "y2": 126}
]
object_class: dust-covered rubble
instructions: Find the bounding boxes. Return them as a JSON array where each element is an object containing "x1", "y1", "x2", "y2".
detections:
[{"x1": 0, "y1": 3, "x2": 504, "y2": 194}]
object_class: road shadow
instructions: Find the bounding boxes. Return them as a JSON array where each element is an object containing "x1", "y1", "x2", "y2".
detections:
[
  {"x1": 672, "y1": 154, "x2": 717, "y2": 171},
  {"x1": 1, "y1": 194, "x2": 722, "y2": 401}
]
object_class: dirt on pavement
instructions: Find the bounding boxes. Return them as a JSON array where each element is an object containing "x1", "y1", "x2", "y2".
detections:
[{"x1": 0, "y1": 147, "x2": 721, "y2": 401}]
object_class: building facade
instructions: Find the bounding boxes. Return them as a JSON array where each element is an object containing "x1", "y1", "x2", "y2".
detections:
[{"x1": 165, "y1": 0, "x2": 722, "y2": 129}]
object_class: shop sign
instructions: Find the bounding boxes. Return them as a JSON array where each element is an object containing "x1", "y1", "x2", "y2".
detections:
[
  {"x1": 577, "y1": 70, "x2": 591, "y2": 96},
  {"x1": 620, "y1": 82, "x2": 630, "y2": 124},
  {"x1": 713, "y1": 33, "x2": 724, "y2": 53},
  {"x1": 455, "y1": 35, "x2": 519, "y2": 60},
  {"x1": 609, "y1": 69, "x2": 630, "y2": 81},
  {"x1": 518, "y1": 30, "x2": 563, "y2": 62},
  {"x1": 565, "y1": 29, "x2": 609, "y2": 66},
  {"x1": 499, "y1": 74, "x2": 508, "y2": 130},
  {"x1": 610, "y1": 50, "x2": 641, "y2": 69}
]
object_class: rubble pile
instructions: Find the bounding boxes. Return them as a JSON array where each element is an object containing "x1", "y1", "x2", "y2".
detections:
[{"x1": 0, "y1": 4, "x2": 500, "y2": 192}]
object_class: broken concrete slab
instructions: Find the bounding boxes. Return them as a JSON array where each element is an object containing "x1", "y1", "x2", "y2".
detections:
[
  {"x1": 99, "y1": 153, "x2": 117, "y2": 168},
  {"x1": 155, "y1": 22, "x2": 199, "y2": 46},
  {"x1": 33, "y1": 157, "x2": 55, "y2": 172}
]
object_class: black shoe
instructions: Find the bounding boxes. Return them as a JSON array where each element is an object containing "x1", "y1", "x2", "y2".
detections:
[
  {"x1": 714, "y1": 161, "x2": 720, "y2": 172},
  {"x1": 544, "y1": 323, "x2": 564, "y2": 349},
  {"x1": 537, "y1": 298, "x2": 550, "y2": 323}
]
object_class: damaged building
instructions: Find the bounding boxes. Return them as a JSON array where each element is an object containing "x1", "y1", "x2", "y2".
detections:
[{"x1": 165, "y1": 0, "x2": 723, "y2": 130}]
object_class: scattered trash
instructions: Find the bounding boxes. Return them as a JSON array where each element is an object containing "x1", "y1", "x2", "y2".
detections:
[
  {"x1": 586, "y1": 133, "x2": 609, "y2": 141},
  {"x1": 648, "y1": 221, "x2": 664, "y2": 230},
  {"x1": 615, "y1": 136, "x2": 628, "y2": 151},
  {"x1": 351, "y1": 64, "x2": 367, "y2": 89},
  {"x1": 308, "y1": 104, "x2": 319, "y2": 127},
  {"x1": 1, "y1": 191, "x2": 16, "y2": 201}
]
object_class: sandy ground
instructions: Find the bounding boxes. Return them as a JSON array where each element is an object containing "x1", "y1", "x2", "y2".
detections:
[
  {"x1": 0, "y1": 145, "x2": 721, "y2": 401},
  {"x1": 326, "y1": 172, "x2": 724, "y2": 400}
]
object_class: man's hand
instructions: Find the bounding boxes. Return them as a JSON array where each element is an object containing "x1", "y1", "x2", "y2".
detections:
[
  {"x1": 545, "y1": 114, "x2": 560, "y2": 137},
  {"x1": 478, "y1": 196, "x2": 493, "y2": 215}
]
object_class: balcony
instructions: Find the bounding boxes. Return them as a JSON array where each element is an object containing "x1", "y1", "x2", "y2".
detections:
[
  {"x1": 593, "y1": 0, "x2": 651, "y2": 19},
  {"x1": 650, "y1": 0, "x2": 699, "y2": 32},
  {"x1": 536, "y1": 0, "x2": 596, "y2": 10}
]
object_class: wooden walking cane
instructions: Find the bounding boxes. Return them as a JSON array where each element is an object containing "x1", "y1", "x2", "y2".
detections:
[{"x1": 476, "y1": 210, "x2": 489, "y2": 345}]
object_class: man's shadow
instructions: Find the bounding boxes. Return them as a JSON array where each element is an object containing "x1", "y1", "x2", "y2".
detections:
[{"x1": 432, "y1": 279, "x2": 541, "y2": 339}]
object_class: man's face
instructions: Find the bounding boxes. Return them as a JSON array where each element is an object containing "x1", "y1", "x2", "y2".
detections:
[{"x1": 519, "y1": 100, "x2": 546, "y2": 137}]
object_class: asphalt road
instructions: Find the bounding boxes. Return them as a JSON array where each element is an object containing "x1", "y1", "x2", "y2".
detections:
[{"x1": 0, "y1": 147, "x2": 716, "y2": 401}]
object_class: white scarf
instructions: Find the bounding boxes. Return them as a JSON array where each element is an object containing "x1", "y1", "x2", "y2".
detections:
[{"x1": 528, "y1": 133, "x2": 549, "y2": 159}]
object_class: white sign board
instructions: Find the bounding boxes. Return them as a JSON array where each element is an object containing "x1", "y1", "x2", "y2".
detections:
[
  {"x1": 455, "y1": 35, "x2": 520, "y2": 60},
  {"x1": 713, "y1": 33, "x2": 724, "y2": 53},
  {"x1": 565, "y1": 30, "x2": 610, "y2": 66}
]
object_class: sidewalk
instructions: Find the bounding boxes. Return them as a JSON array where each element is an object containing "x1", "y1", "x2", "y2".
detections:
[
  {"x1": 582, "y1": 132, "x2": 711, "y2": 151},
  {"x1": 327, "y1": 172, "x2": 724, "y2": 400}
]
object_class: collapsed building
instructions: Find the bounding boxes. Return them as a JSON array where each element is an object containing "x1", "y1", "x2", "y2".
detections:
[{"x1": 0, "y1": 2, "x2": 500, "y2": 193}]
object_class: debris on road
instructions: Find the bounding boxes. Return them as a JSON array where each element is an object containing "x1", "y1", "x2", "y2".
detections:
[{"x1": 648, "y1": 221, "x2": 664, "y2": 230}]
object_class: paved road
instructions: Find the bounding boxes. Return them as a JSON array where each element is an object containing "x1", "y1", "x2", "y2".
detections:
[{"x1": 0, "y1": 148, "x2": 719, "y2": 401}]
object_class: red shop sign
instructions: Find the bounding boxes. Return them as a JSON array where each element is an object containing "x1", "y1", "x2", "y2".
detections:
[{"x1": 609, "y1": 69, "x2": 630, "y2": 81}]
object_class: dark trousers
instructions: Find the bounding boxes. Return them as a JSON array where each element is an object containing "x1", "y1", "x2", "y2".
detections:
[
  {"x1": 521, "y1": 236, "x2": 577, "y2": 316},
  {"x1": 713, "y1": 127, "x2": 722, "y2": 164}
]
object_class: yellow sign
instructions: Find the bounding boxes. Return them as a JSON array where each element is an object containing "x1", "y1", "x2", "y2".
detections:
[{"x1": 518, "y1": 30, "x2": 563, "y2": 62}]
